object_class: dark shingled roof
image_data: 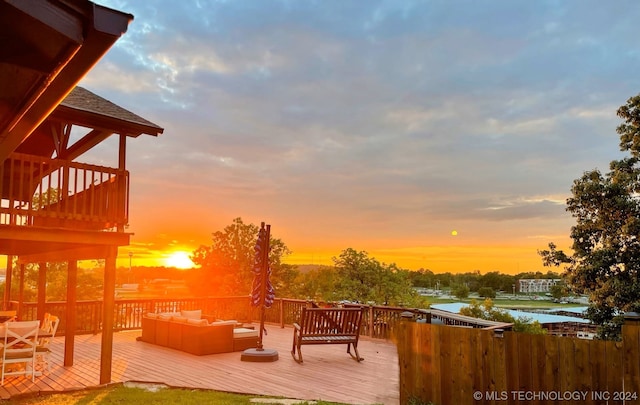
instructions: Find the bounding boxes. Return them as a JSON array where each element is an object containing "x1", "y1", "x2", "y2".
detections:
[{"x1": 60, "y1": 86, "x2": 164, "y2": 135}]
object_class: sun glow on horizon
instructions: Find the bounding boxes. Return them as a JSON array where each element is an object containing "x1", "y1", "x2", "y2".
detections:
[{"x1": 165, "y1": 251, "x2": 195, "y2": 269}]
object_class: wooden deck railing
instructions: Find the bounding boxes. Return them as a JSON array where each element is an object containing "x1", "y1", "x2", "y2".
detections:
[
  {"x1": 13, "y1": 296, "x2": 428, "y2": 340},
  {"x1": 0, "y1": 153, "x2": 129, "y2": 230}
]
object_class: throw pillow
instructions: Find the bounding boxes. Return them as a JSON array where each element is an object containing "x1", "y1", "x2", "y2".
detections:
[{"x1": 180, "y1": 309, "x2": 202, "y2": 320}]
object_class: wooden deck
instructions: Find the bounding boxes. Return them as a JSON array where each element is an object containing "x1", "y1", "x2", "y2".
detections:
[{"x1": 0, "y1": 325, "x2": 399, "y2": 405}]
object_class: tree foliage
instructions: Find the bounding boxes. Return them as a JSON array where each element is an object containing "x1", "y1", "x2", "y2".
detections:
[
  {"x1": 451, "y1": 284, "x2": 470, "y2": 299},
  {"x1": 460, "y1": 299, "x2": 546, "y2": 334},
  {"x1": 332, "y1": 248, "x2": 418, "y2": 306},
  {"x1": 478, "y1": 286, "x2": 496, "y2": 298},
  {"x1": 539, "y1": 94, "x2": 640, "y2": 339},
  {"x1": 189, "y1": 218, "x2": 295, "y2": 297},
  {"x1": 5, "y1": 261, "x2": 104, "y2": 302}
]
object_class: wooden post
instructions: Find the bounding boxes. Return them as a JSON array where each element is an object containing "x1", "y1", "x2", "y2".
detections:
[
  {"x1": 117, "y1": 133, "x2": 126, "y2": 231},
  {"x1": 64, "y1": 260, "x2": 78, "y2": 366},
  {"x1": 4, "y1": 255, "x2": 12, "y2": 310},
  {"x1": 368, "y1": 305, "x2": 374, "y2": 338},
  {"x1": 37, "y1": 262, "x2": 47, "y2": 321},
  {"x1": 100, "y1": 248, "x2": 117, "y2": 384},
  {"x1": 18, "y1": 263, "x2": 25, "y2": 319},
  {"x1": 279, "y1": 298, "x2": 284, "y2": 328}
]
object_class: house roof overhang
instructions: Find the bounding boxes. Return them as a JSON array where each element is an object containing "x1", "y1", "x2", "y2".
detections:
[{"x1": 0, "y1": 0, "x2": 134, "y2": 162}]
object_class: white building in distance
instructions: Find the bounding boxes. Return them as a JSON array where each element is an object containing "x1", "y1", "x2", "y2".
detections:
[{"x1": 519, "y1": 278, "x2": 560, "y2": 293}]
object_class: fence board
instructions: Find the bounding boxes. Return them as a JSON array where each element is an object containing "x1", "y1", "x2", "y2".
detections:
[
  {"x1": 419, "y1": 323, "x2": 433, "y2": 401},
  {"x1": 492, "y1": 330, "x2": 507, "y2": 403},
  {"x1": 623, "y1": 323, "x2": 640, "y2": 404},
  {"x1": 574, "y1": 337, "x2": 593, "y2": 404},
  {"x1": 439, "y1": 325, "x2": 454, "y2": 405},
  {"x1": 455, "y1": 327, "x2": 473, "y2": 404},
  {"x1": 431, "y1": 324, "x2": 442, "y2": 405},
  {"x1": 470, "y1": 328, "x2": 483, "y2": 403},
  {"x1": 606, "y1": 340, "x2": 624, "y2": 394},
  {"x1": 517, "y1": 333, "x2": 533, "y2": 396},
  {"x1": 529, "y1": 333, "x2": 545, "y2": 405},
  {"x1": 504, "y1": 332, "x2": 519, "y2": 402},
  {"x1": 479, "y1": 330, "x2": 493, "y2": 405},
  {"x1": 589, "y1": 339, "x2": 607, "y2": 400},
  {"x1": 543, "y1": 335, "x2": 560, "y2": 405},
  {"x1": 559, "y1": 337, "x2": 575, "y2": 392}
]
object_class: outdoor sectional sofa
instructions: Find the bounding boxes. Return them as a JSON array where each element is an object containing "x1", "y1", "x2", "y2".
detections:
[{"x1": 139, "y1": 310, "x2": 259, "y2": 355}]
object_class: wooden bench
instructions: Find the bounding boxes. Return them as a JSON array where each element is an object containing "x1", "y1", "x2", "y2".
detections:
[{"x1": 291, "y1": 307, "x2": 364, "y2": 363}]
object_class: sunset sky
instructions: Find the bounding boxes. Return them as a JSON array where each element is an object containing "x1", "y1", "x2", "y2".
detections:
[{"x1": 55, "y1": 0, "x2": 640, "y2": 274}]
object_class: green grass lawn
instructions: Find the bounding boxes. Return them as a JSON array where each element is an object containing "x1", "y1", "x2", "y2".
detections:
[{"x1": 6, "y1": 384, "x2": 349, "y2": 405}]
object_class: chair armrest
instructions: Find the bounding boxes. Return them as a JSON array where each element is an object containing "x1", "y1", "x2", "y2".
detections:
[{"x1": 293, "y1": 323, "x2": 301, "y2": 331}]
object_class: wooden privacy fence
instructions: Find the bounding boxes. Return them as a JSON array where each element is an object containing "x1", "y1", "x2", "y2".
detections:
[{"x1": 397, "y1": 316, "x2": 640, "y2": 405}]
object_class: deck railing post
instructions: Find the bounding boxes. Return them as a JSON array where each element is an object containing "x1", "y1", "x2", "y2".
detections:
[
  {"x1": 280, "y1": 298, "x2": 285, "y2": 328},
  {"x1": 368, "y1": 305, "x2": 374, "y2": 338},
  {"x1": 93, "y1": 301, "x2": 100, "y2": 334}
]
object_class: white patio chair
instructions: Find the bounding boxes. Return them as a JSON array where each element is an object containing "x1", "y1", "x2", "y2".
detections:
[
  {"x1": 1, "y1": 320, "x2": 40, "y2": 384},
  {"x1": 36, "y1": 315, "x2": 60, "y2": 372}
]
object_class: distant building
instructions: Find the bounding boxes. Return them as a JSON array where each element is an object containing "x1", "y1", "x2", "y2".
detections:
[{"x1": 518, "y1": 278, "x2": 560, "y2": 293}]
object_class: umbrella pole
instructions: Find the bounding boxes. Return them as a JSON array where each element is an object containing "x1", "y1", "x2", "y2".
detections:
[{"x1": 256, "y1": 224, "x2": 270, "y2": 350}]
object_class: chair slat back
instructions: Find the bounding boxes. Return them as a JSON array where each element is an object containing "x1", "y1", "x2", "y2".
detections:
[
  {"x1": 4, "y1": 321, "x2": 39, "y2": 351},
  {"x1": 299, "y1": 307, "x2": 363, "y2": 336}
]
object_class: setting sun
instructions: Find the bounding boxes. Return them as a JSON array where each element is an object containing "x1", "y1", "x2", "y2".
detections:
[{"x1": 165, "y1": 251, "x2": 195, "y2": 269}]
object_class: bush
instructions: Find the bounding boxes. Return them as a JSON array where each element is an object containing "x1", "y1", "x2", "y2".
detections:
[
  {"x1": 451, "y1": 284, "x2": 470, "y2": 299},
  {"x1": 478, "y1": 286, "x2": 496, "y2": 298}
]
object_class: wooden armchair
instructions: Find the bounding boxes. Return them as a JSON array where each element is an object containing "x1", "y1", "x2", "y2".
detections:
[
  {"x1": 1, "y1": 320, "x2": 40, "y2": 384},
  {"x1": 36, "y1": 314, "x2": 60, "y2": 372}
]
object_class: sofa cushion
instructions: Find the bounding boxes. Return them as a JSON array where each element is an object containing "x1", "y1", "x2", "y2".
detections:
[
  {"x1": 160, "y1": 312, "x2": 181, "y2": 318},
  {"x1": 180, "y1": 309, "x2": 202, "y2": 320},
  {"x1": 171, "y1": 316, "x2": 188, "y2": 323},
  {"x1": 233, "y1": 328, "x2": 259, "y2": 351},
  {"x1": 210, "y1": 320, "x2": 237, "y2": 326},
  {"x1": 233, "y1": 327, "x2": 259, "y2": 339},
  {"x1": 187, "y1": 318, "x2": 208, "y2": 326},
  {"x1": 145, "y1": 313, "x2": 158, "y2": 319},
  {"x1": 158, "y1": 314, "x2": 173, "y2": 321}
]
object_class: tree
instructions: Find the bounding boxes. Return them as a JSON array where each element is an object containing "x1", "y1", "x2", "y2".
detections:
[
  {"x1": 478, "y1": 286, "x2": 496, "y2": 299},
  {"x1": 408, "y1": 268, "x2": 436, "y2": 288},
  {"x1": 5, "y1": 260, "x2": 103, "y2": 302},
  {"x1": 332, "y1": 248, "x2": 417, "y2": 306},
  {"x1": 451, "y1": 284, "x2": 470, "y2": 299},
  {"x1": 549, "y1": 283, "x2": 568, "y2": 301},
  {"x1": 539, "y1": 94, "x2": 640, "y2": 339},
  {"x1": 294, "y1": 266, "x2": 339, "y2": 301},
  {"x1": 460, "y1": 299, "x2": 546, "y2": 334},
  {"x1": 189, "y1": 218, "x2": 295, "y2": 297},
  {"x1": 480, "y1": 271, "x2": 515, "y2": 292}
]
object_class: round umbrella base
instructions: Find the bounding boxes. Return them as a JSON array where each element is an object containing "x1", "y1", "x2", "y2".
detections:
[{"x1": 241, "y1": 348, "x2": 279, "y2": 362}]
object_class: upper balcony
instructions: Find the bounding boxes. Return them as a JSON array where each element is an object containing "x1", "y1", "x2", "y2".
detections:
[
  {"x1": 1, "y1": 152, "x2": 128, "y2": 231},
  {"x1": 0, "y1": 86, "x2": 162, "y2": 261}
]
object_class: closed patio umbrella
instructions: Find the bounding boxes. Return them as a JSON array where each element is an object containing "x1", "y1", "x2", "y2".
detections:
[{"x1": 241, "y1": 222, "x2": 278, "y2": 362}]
